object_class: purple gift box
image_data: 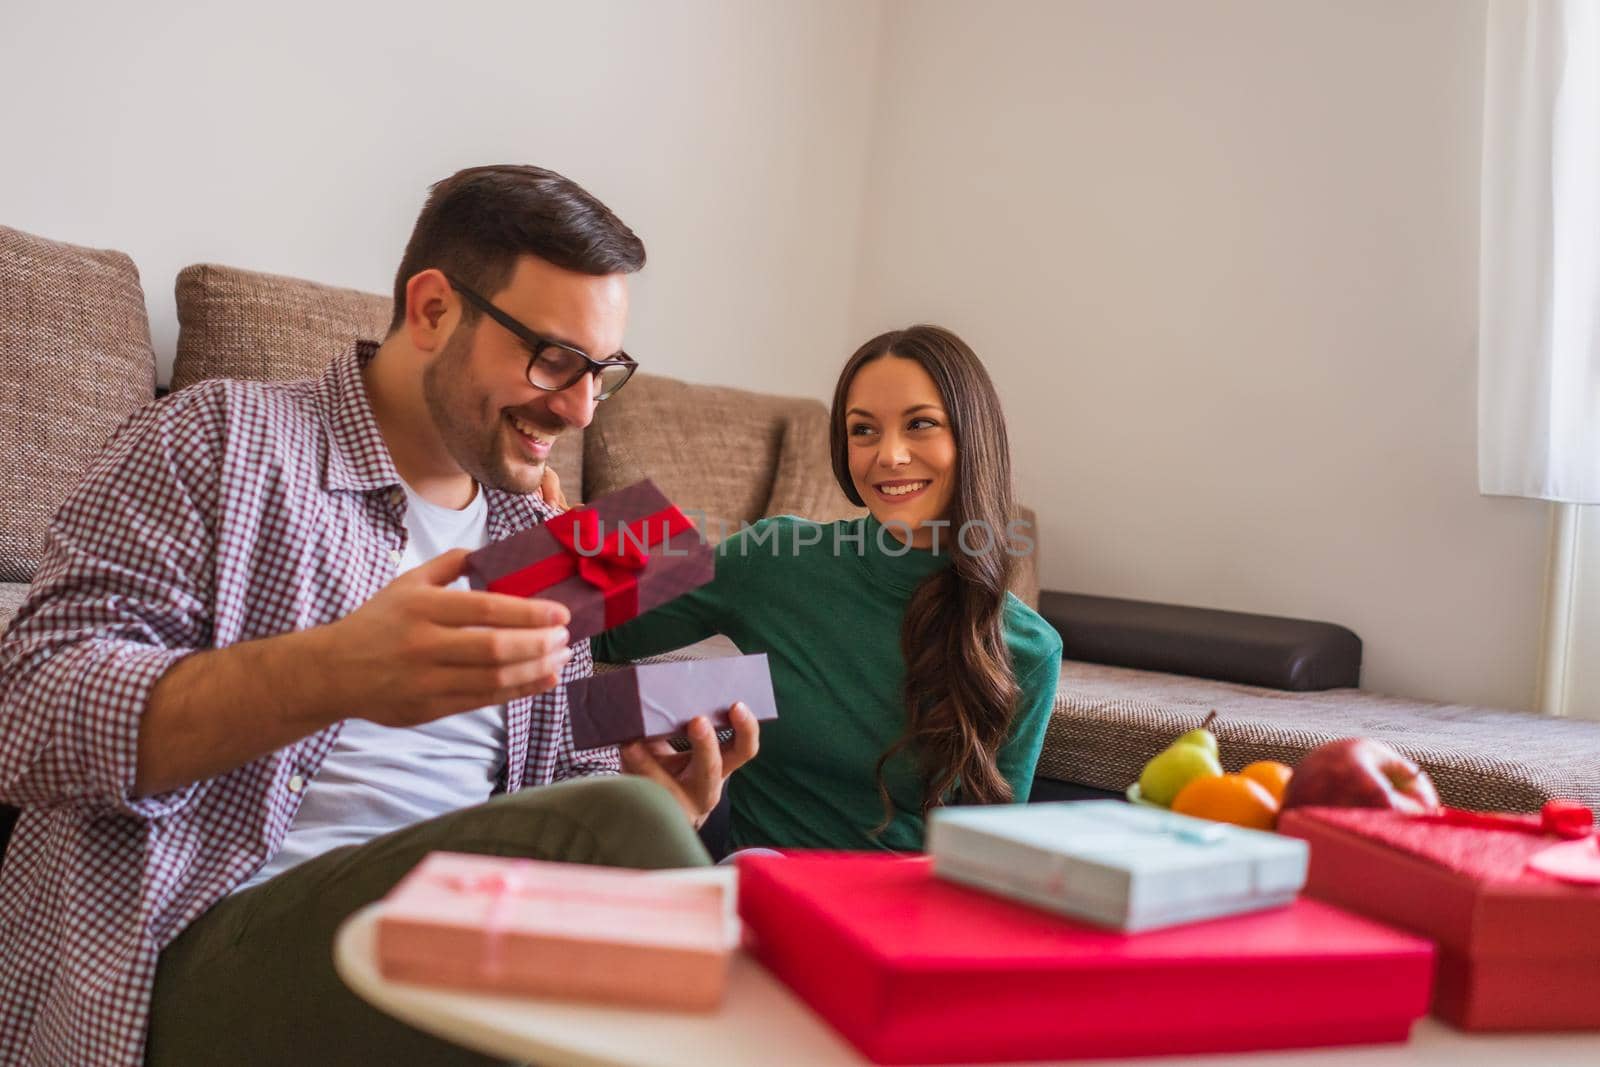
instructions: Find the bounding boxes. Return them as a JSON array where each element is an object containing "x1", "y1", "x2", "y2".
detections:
[
  {"x1": 566, "y1": 654, "x2": 780, "y2": 749},
  {"x1": 463, "y1": 479, "x2": 714, "y2": 643}
]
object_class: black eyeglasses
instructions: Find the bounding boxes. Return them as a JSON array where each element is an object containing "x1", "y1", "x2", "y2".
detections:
[{"x1": 444, "y1": 274, "x2": 638, "y2": 400}]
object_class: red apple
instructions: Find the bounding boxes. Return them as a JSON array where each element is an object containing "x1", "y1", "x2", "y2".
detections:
[{"x1": 1282, "y1": 738, "x2": 1441, "y2": 814}]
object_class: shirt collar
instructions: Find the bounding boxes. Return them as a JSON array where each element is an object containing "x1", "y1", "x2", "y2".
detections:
[
  {"x1": 315, "y1": 341, "x2": 563, "y2": 532},
  {"x1": 317, "y1": 340, "x2": 403, "y2": 494}
]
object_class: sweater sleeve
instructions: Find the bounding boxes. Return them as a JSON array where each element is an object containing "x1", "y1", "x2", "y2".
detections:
[
  {"x1": 994, "y1": 637, "x2": 1064, "y2": 804},
  {"x1": 590, "y1": 518, "x2": 777, "y2": 663}
]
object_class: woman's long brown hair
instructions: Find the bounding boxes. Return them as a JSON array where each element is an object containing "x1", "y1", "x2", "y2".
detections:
[{"x1": 829, "y1": 325, "x2": 1021, "y2": 828}]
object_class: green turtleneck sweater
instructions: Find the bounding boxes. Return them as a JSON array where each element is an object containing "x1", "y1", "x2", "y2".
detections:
[{"x1": 591, "y1": 515, "x2": 1062, "y2": 852}]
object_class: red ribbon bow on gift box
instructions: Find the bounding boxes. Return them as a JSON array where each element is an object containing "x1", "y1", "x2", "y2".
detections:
[
  {"x1": 1417, "y1": 799, "x2": 1594, "y2": 840},
  {"x1": 486, "y1": 502, "x2": 693, "y2": 628},
  {"x1": 1413, "y1": 800, "x2": 1600, "y2": 885}
]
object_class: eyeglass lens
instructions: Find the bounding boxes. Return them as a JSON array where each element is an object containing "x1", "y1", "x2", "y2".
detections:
[{"x1": 527, "y1": 346, "x2": 632, "y2": 398}]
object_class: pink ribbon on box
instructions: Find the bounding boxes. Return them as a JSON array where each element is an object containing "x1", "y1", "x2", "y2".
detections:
[
  {"x1": 440, "y1": 863, "x2": 720, "y2": 976},
  {"x1": 447, "y1": 862, "x2": 535, "y2": 978},
  {"x1": 485, "y1": 502, "x2": 694, "y2": 628}
]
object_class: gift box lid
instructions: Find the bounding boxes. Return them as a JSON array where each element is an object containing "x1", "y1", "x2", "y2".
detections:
[
  {"x1": 928, "y1": 800, "x2": 1307, "y2": 931},
  {"x1": 1278, "y1": 807, "x2": 1600, "y2": 960}
]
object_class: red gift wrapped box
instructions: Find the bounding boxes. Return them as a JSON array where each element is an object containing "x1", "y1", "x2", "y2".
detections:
[
  {"x1": 1279, "y1": 806, "x2": 1600, "y2": 1031},
  {"x1": 737, "y1": 852, "x2": 1433, "y2": 1064},
  {"x1": 463, "y1": 479, "x2": 713, "y2": 642}
]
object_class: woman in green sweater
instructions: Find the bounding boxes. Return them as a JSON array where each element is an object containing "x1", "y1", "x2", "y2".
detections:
[{"x1": 592, "y1": 325, "x2": 1061, "y2": 852}]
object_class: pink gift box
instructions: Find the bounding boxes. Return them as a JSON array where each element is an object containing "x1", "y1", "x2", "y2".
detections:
[{"x1": 376, "y1": 852, "x2": 733, "y2": 1011}]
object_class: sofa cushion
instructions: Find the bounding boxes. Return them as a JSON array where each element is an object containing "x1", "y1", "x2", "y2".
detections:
[
  {"x1": 171, "y1": 263, "x2": 583, "y2": 496},
  {"x1": 1008, "y1": 505, "x2": 1041, "y2": 611},
  {"x1": 171, "y1": 263, "x2": 391, "y2": 390},
  {"x1": 583, "y1": 373, "x2": 859, "y2": 529},
  {"x1": 0, "y1": 581, "x2": 32, "y2": 635},
  {"x1": 1040, "y1": 660, "x2": 1600, "y2": 812},
  {"x1": 0, "y1": 225, "x2": 156, "y2": 582}
]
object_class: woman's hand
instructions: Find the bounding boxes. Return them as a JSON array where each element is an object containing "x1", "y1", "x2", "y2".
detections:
[
  {"x1": 538, "y1": 465, "x2": 570, "y2": 511},
  {"x1": 619, "y1": 703, "x2": 761, "y2": 827}
]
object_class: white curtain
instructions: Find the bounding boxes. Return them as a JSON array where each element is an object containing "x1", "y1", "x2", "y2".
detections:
[{"x1": 1479, "y1": 0, "x2": 1600, "y2": 503}]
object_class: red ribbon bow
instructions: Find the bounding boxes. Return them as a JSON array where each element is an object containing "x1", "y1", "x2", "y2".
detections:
[
  {"x1": 1420, "y1": 799, "x2": 1593, "y2": 840},
  {"x1": 486, "y1": 502, "x2": 693, "y2": 629}
]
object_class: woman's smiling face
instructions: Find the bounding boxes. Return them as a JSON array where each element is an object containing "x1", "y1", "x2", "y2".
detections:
[{"x1": 844, "y1": 354, "x2": 957, "y2": 548}]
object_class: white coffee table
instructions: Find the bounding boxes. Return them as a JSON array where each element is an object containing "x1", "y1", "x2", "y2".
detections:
[{"x1": 334, "y1": 893, "x2": 1597, "y2": 1066}]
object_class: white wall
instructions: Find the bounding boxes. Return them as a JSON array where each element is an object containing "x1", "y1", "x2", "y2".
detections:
[
  {"x1": 1, "y1": 0, "x2": 882, "y2": 400},
  {"x1": 2, "y1": 0, "x2": 1555, "y2": 709},
  {"x1": 849, "y1": 0, "x2": 1549, "y2": 709},
  {"x1": 1559, "y1": 507, "x2": 1600, "y2": 719}
]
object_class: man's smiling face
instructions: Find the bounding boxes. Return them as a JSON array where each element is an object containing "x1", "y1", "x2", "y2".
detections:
[{"x1": 422, "y1": 255, "x2": 629, "y2": 495}]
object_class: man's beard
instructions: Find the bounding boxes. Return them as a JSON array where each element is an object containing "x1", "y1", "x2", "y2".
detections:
[{"x1": 422, "y1": 324, "x2": 546, "y2": 495}]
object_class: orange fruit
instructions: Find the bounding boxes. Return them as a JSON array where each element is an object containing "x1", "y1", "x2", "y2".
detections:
[
  {"x1": 1240, "y1": 760, "x2": 1294, "y2": 805},
  {"x1": 1171, "y1": 773, "x2": 1279, "y2": 830}
]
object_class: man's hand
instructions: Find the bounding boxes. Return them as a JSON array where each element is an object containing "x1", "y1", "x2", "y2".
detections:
[
  {"x1": 314, "y1": 548, "x2": 573, "y2": 728},
  {"x1": 619, "y1": 703, "x2": 761, "y2": 827},
  {"x1": 136, "y1": 548, "x2": 574, "y2": 798},
  {"x1": 538, "y1": 465, "x2": 570, "y2": 511}
]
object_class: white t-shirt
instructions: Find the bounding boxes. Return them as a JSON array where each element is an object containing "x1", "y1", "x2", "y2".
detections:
[{"x1": 236, "y1": 482, "x2": 506, "y2": 893}]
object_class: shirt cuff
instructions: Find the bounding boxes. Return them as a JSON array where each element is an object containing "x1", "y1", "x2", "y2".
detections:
[{"x1": 63, "y1": 642, "x2": 202, "y2": 818}]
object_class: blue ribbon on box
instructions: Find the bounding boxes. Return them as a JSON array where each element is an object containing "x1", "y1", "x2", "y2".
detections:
[{"x1": 1151, "y1": 813, "x2": 1229, "y2": 845}]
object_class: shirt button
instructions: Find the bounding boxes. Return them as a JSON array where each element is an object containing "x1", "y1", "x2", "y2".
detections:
[
  {"x1": 287, "y1": 774, "x2": 306, "y2": 794},
  {"x1": 389, "y1": 549, "x2": 402, "y2": 564}
]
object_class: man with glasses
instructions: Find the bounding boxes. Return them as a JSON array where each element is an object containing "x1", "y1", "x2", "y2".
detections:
[{"x1": 0, "y1": 165, "x2": 758, "y2": 1067}]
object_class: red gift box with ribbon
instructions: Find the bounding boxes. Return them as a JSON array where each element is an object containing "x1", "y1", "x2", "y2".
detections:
[
  {"x1": 463, "y1": 479, "x2": 713, "y2": 642},
  {"x1": 375, "y1": 852, "x2": 735, "y2": 1010},
  {"x1": 739, "y1": 852, "x2": 1433, "y2": 1064},
  {"x1": 1279, "y1": 803, "x2": 1600, "y2": 1031}
]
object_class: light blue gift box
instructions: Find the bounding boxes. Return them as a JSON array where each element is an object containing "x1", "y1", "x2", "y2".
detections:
[{"x1": 927, "y1": 800, "x2": 1309, "y2": 933}]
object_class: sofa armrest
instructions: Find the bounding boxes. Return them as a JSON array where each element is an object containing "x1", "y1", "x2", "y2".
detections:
[{"x1": 1038, "y1": 591, "x2": 1361, "y2": 691}]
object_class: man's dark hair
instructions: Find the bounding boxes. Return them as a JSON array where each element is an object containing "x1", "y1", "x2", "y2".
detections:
[{"x1": 388, "y1": 164, "x2": 646, "y2": 334}]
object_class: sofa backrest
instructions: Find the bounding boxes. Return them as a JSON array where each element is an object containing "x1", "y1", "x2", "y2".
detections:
[
  {"x1": 171, "y1": 263, "x2": 392, "y2": 389},
  {"x1": 581, "y1": 372, "x2": 863, "y2": 537},
  {"x1": 0, "y1": 225, "x2": 157, "y2": 583}
]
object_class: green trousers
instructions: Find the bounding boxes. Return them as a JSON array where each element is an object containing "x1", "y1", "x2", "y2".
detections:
[{"x1": 145, "y1": 776, "x2": 710, "y2": 1066}]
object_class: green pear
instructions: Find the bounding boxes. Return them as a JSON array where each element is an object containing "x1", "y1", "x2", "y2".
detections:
[{"x1": 1138, "y1": 713, "x2": 1223, "y2": 806}]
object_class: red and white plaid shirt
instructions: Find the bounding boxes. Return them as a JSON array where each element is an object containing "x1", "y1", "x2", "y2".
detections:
[{"x1": 0, "y1": 343, "x2": 615, "y2": 1066}]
